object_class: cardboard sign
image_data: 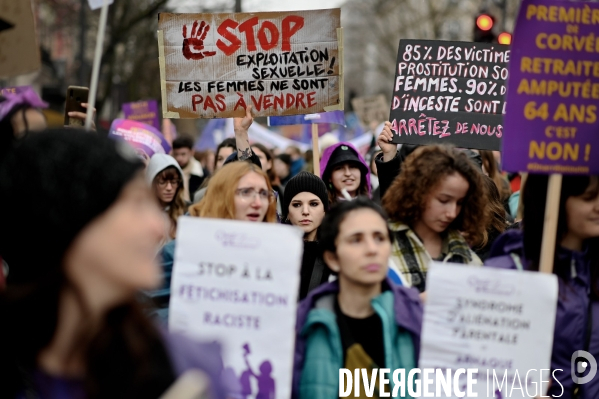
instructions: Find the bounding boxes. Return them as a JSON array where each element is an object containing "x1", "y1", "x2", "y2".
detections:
[
  {"x1": 157, "y1": 9, "x2": 343, "y2": 119},
  {"x1": 268, "y1": 110, "x2": 345, "y2": 126},
  {"x1": 108, "y1": 119, "x2": 171, "y2": 162},
  {"x1": 502, "y1": 0, "x2": 599, "y2": 175},
  {"x1": 169, "y1": 218, "x2": 303, "y2": 399},
  {"x1": 388, "y1": 40, "x2": 509, "y2": 151},
  {"x1": 122, "y1": 100, "x2": 160, "y2": 130},
  {"x1": 420, "y1": 263, "x2": 558, "y2": 398},
  {"x1": 351, "y1": 94, "x2": 388, "y2": 127},
  {"x1": 0, "y1": 0, "x2": 41, "y2": 78}
]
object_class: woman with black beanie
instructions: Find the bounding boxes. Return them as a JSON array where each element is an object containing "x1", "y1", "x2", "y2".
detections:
[
  {"x1": 0, "y1": 129, "x2": 226, "y2": 399},
  {"x1": 282, "y1": 171, "x2": 331, "y2": 300}
]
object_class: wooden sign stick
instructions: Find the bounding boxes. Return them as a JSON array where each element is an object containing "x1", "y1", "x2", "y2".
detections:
[
  {"x1": 312, "y1": 124, "x2": 320, "y2": 176},
  {"x1": 84, "y1": 0, "x2": 110, "y2": 131},
  {"x1": 539, "y1": 174, "x2": 563, "y2": 274}
]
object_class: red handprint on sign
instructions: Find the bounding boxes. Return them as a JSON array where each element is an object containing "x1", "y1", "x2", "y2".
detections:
[{"x1": 182, "y1": 21, "x2": 216, "y2": 60}]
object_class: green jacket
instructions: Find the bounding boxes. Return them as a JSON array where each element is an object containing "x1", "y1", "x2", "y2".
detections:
[{"x1": 298, "y1": 290, "x2": 417, "y2": 399}]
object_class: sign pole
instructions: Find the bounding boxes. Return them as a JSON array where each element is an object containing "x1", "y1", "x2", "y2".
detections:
[
  {"x1": 312, "y1": 123, "x2": 320, "y2": 176},
  {"x1": 538, "y1": 174, "x2": 562, "y2": 274},
  {"x1": 84, "y1": 0, "x2": 110, "y2": 131}
]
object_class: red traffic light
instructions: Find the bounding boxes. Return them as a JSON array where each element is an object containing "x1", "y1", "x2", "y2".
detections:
[
  {"x1": 476, "y1": 14, "x2": 494, "y2": 31},
  {"x1": 498, "y1": 32, "x2": 512, "y2": 45}
]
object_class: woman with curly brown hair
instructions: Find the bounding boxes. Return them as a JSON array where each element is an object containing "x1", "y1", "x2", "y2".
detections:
[{"x1": 378, "y1": 125, "x2": 487, "y2": 292}]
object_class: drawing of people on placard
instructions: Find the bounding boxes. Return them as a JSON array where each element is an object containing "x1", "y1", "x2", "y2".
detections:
[{"x1": 239, "y1": 342, "x2": 276, "y2": 399}]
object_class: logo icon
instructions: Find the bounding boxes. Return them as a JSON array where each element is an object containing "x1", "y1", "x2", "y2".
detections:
[{"x1": 571, "y1": 350, "x2": 597, "y2": 385}]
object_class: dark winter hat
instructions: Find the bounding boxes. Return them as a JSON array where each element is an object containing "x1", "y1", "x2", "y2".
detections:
[
  {"x1": 323, "y1": 144, "x2": 368, "y2": 179},
  {"x1": 0, "y1": 128, "x2": 143, "y2": 283},
  {"x1": 282, "y1": 171, "x2": 329, "y2": 221}
]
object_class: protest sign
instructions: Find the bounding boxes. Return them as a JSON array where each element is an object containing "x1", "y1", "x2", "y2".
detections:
[
  {"x1": 169, "y1": 217, "x2": 303, "y2": 399},
  {"x1": 502, "y1": 0, "x2": 599, "y2": 175},
  {"x1": 108, "y1": 119, "x2": 171, "y2": 161},
  {"x1": 420, "y1": 263, "x2": 558, "y2": 398},
  {"x1": 157, "y1": 9, "x2": 343, "y2": 118},
  {"x1": 0, "y1": 0, "x2": 41, "y2": 78},
  {"x1": 351, "y1": 94, "x2": 388, "y2": 127},
  {"x1": 388, "y1": 40, "x2": 509, "y2": 151},
  {"x1": 123, "y1": 100, "x2": 160, "y2": 130}
]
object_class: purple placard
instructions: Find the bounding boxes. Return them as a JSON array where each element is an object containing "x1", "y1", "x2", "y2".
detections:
[
  {"x1": 502, "y1": 0, "x2": 599, "y2": 175},
  {"x1": 267, "y1": 110, "x2": 345, "y2": 127},
  {"x1": 122, "y1": 100, "x2": 160, "y2": 130},
  {"x1": 108, "y1": 119, "x2": 171, "y2": 162},
  {"x1": 0, "y1": 86, "x2": 30, "y2": 96}
]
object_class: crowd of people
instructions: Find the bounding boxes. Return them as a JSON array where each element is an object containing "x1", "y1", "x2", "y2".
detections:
[{"x1": 1, "y1": 71, "x2": 599, "y2": 399}]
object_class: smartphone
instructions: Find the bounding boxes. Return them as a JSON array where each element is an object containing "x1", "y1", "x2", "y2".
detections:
[{"x1": 64, "y1": 86, "x2": 89, "y2": 126}]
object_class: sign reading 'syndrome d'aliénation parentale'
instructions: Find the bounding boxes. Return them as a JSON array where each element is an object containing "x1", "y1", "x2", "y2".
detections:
[
  {"x1": 389, "y1": 40, "x2": 509, "y2": 151},
  {"x1": 158, "y1": 9, "x2": 343, "y2": 119},
  {"x1": 502, "y1": 0, "x2": 599, "y2": 175}
]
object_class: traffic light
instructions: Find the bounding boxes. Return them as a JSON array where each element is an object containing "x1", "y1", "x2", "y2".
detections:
[
  {"x1": 474, "y1": 13, "x2": 496, "y2": 42},
  {"x1": 498, "y1": 32, "x2": 512, "y2": 45}
]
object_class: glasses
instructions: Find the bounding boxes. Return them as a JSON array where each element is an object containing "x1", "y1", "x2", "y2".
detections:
[
  {"x1": 236, "y1": 188, "x2": 275, "y2": 203},
  {"x1": 157, "y1": 179, "x2": 181, "y2": 188}
]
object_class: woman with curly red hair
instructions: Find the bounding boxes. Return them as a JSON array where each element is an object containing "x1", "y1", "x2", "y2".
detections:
[{"x1": 378, "y1": 125, "x2": 488, "y2": 292}]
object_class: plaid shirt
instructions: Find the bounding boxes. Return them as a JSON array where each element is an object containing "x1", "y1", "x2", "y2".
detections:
[{"x1": 389, "y1": 222, "x2": 482, "y2": 292}]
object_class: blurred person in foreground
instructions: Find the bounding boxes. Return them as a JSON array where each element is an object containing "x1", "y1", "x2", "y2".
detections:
[{"x1": 0, "y1": 129, "x2": 226, "y2": 399}]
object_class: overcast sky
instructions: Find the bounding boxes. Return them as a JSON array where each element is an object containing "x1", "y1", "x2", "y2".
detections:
[{"x1": 170, "y1": 0, "x2": 346, "y2": 12}]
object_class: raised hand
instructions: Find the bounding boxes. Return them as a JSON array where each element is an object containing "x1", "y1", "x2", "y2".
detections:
[
  {"x1": 377, "y1": 121, "x2": 398, "y2": 162},
  {"x1": 182, "y1": 21, "x2": 216, "y2": 60}
]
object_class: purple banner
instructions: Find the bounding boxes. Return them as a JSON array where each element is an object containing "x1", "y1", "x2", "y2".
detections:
[
  {"x1": 108, "y1": 119, "x2": 171, "y2": 162},
  {"x1": 122, "y1": 100, "x2": 160, "y2": 130},
  {"x1": 267, "y1": 110, "x2": 345, "y2": 127},
  {"x1": 502, "y1": 0, "x2": 599, "y2": 175},
  {"x1": 0, "y1": 86, "x2": 31, "y2": 96}
]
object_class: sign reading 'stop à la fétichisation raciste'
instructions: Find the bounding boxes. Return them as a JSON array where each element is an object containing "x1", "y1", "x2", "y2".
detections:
[
  {"x1": 388, "y1": 40, "x2": 510, "y2": 151},
  {"x1": 158, "y1": 9, "x2": 343, "y2": 119}
]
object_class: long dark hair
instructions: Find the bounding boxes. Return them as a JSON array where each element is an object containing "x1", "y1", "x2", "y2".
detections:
[
  {"x1": 153, "y1": 166, "x2": 187, "y2": 239},
  {"x1": 522, "y1": 174, "x2": 599, "y2": 292},
  {"x1": 0, "y1": 282, "x2": 176, "y2": 398},
  {"x1": 251, "y1": 142, "x2": 276, "y2": 183},
  {"x1": 480, "y1": 150, "x2": 511, "y2": 202},
  {"x1": 0, "y1": 98, "x2": 33, "y2": 163},
  {"x1": 478, "y1": 175, "x2": 508, "y2": 248}
]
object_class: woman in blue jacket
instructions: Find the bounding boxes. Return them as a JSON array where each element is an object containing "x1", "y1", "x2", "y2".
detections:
[
  {"x1": 292, "y1": 198, "x2": 422, "y2": 399},
  {"x1": 486, "y1": 174, "x2": 599, "y2": 399}
]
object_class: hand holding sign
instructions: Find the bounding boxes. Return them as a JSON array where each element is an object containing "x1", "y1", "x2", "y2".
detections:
[
  {"x1": 377, "y1": 121, "x2": 398, "y2": 162},
  {"x1": 182, "y1": 21, "x2": 216, "y2": 61}
]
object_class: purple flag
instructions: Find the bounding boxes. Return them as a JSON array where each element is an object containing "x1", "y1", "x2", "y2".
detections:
[
  {"x1": 268, "y1": 110, "x2": 345, "y2": 127},
  {"x1": 122, "y1": 100, "x2": 160, "y2": 130},
  {"x1": 108, "y1": 119, "x2": 171, "y2": 162}
]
